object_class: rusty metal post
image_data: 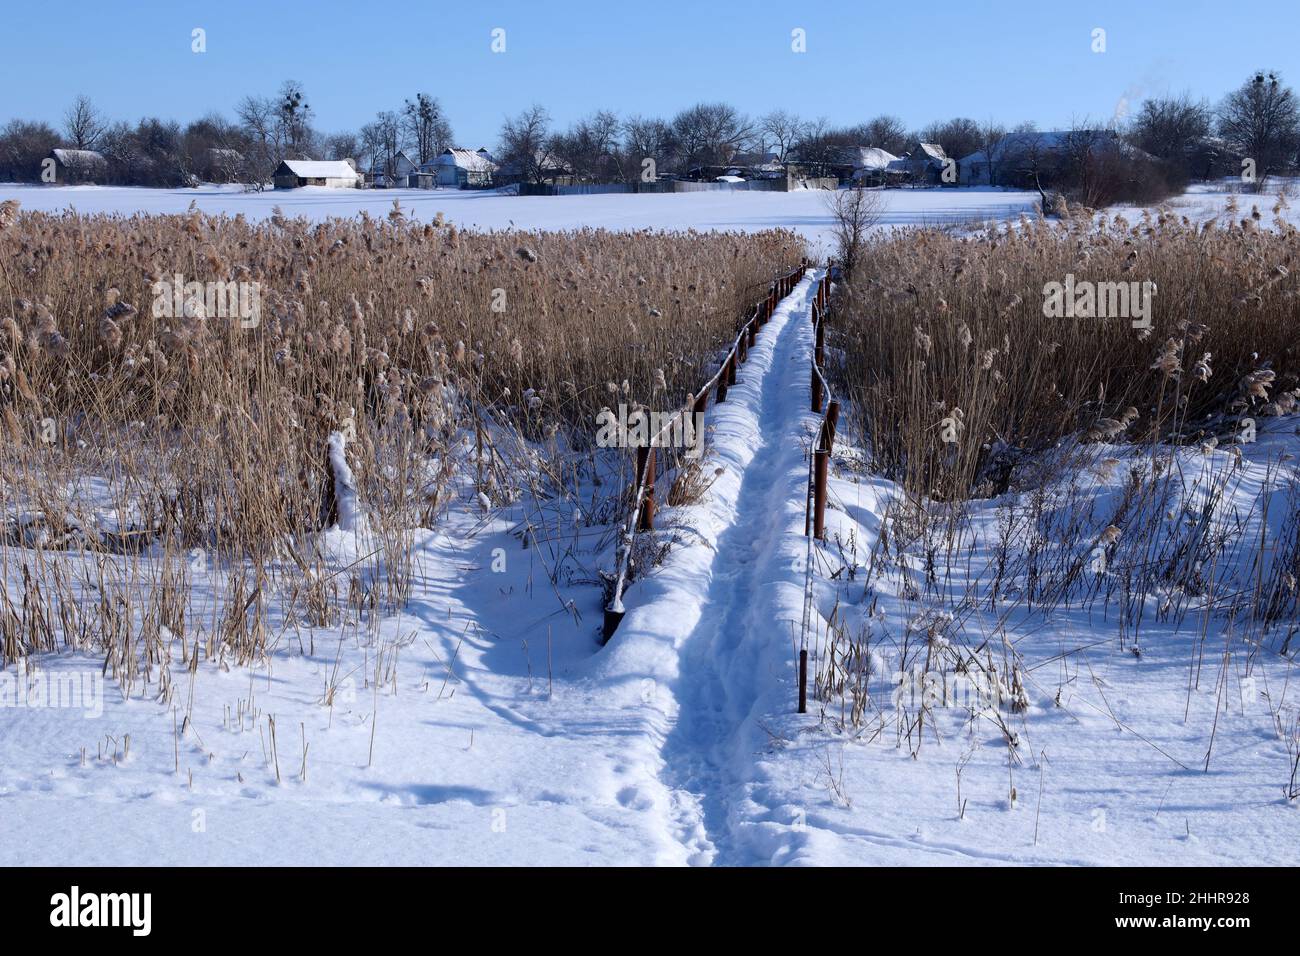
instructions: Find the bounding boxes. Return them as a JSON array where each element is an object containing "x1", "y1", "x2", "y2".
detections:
[
  {"x1": 636, "y1": 445, "x2": 656, "y2": 532},
  {"x1": 813, "y1": 448, "x2": 828, "y2": 540},
  {"x1": 824, "y1": 400, "x2": 840, "y2": 453},
  {"x1": 811, "y1": 357, "x2": 822, "y2": 412},
  {"x1": 815, "y1": 317, "x2": 825, "y2": 367},
  {"x1": 726, "y1": 349, "x2": 738, "y2": 386},
  {"x1": 798, "y1": 649, "x2": 808, "y2": 714},
  {"x1": 715, "y1": 372, "x2": 728, "y2": 404},
  {"x1": 748, "y1": 315, "x2": 757, "y2": 347}
]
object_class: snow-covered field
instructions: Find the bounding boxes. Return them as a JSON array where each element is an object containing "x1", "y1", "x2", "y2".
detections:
[
  {"x1": 4, "y1": 271, "x2": 1295, "y2": 867},
  {"x1": 2, "y1": 184, "x2": 1297, "y2": 867},
  {"x1": 0, "y1": 182, "x2": 1041, "y2": 253}
]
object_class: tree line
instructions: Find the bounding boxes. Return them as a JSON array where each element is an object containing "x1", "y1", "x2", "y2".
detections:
[{"x1": 1, "y1": 70, "x2": 1296, "y2": 192}]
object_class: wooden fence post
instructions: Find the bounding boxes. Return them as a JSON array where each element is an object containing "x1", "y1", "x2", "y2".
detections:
[
  {"x1": 726, "y1": 349, "x2": 738, "y2": 386},
  {"x1": 815, "y1": 317, "x2": 825, "y2": 367},
  {"x1": 813, "y1": 448, "x2": 828, "y2": 540},
  {"x1": 798, "y1": 649, "x2": 808, "y2": 714},
  {"x1": 636, "y1": 445, "x2": 656, "y2": 531},
  {"x1": 811, "y1": 357, "x2": 822, "y2": 412}
]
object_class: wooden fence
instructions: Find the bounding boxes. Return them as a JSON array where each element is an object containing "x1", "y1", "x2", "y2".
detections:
[{"x1": 601, "y1": 261, "x2": 810, "y2": 642}]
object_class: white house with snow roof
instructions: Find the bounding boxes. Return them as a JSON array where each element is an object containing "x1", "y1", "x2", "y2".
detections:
[{"x1": 428, "y1": 148, "x2": 497, "y2": 188}]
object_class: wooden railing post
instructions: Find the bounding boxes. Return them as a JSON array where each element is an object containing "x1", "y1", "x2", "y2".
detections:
[
  {"x1": 726, "y1": 349, "x2": 738, "y2": 386},
  {"x1": 798, "y1": 649, "x2": 808, "y2": 714},
  {"x1": 813, "y1": 448, "x2": 828, "y2": 540},
  {"x1": 811, "y1": 357, "x2": 822, "y2": 412},
  {"x1": 636, "y1": 445, "x2": 656, "y2": 532}
]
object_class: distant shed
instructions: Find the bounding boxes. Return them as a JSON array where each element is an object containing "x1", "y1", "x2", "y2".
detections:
[
  {"x1": 273, "y1": 159, "x2": 359, "y2": 189},
  {"x1": 48, "y1": 148, "x2": 107, "y2": 184}
]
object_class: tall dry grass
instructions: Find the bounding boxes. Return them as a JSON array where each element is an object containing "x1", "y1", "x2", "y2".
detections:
[
  {"x1": 0, "y1": 198, "x2": 802, "y2": 671},
  {"x1": 834, "y1": 198, "x2": 1300, "y2": 501}
]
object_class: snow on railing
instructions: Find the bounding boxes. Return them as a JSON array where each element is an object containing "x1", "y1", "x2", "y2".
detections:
[{"x1": 601, "y1": 260, "x2": 809, "y2": 643}]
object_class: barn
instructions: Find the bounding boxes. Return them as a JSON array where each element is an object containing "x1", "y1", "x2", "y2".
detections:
[
  {"x1": 272, "y1": 159, "x2": 360, "y2": 189},
  {"x1": 47, "y1": 148, "x2": 108, "y2": 184}
]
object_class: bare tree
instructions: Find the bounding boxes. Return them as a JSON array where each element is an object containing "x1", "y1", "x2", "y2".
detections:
[
  {"x1": 1218, "y1": 70, "x2": 1300, "y2": 189},
  {"x1": 972, "y1": 118, "x2": 1007, "y2": 186},
  {"x1": 917, "y1": 117, "x2": 982, "y2": 164},
  {"x1": 323, "y1": 131, "x2": 361, "y2": 163},
  {"x1": 371, "y1": 110, "x2": 403, "y2": 179},
  {"x1": 499, "y1": 105, "x2": 555, "y2": 184},
  {"x1": 403, "y1": 93, "x2": 453, "y2": 165},
  {"x1": 63, "y1": 95, "x2": 105, "y2": 150},
  {"x1": 551, "y1": 110, "x2": 622, "y2": 182},
  {"x1": 621, "y1": 114, "x2": 675, "y2": 180},
  {"x1": 235, "y1": 95, "x2": 280, "y2": 189},
  {"x1": 759, "y1": 109, "x2": 809, "y2": 163},
  {"x1": 858, "y1": 115, "x2": 909, "y2": 155},
  {"x1": 1130, "y1": 94, "x2": 1211, "y2": 179},
  {"x1": 826, "y1": 187, "x2": 883, "y2": 280},
  {"x1": 671, "y1": 102, "x2": 754, "y2": 172},
  {"x1": 0, "y1": 119, "x2": 60, "y2": 181},
  {"x1": 276, "y1": 80, "x2": 313, "y2": 157}
]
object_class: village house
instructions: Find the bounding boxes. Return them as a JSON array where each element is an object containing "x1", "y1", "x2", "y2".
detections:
[
  {"x1": 367, "y1": 150, "x2": 419, "y2": 188},
  {"x1": 888, "y1": 142, "x2": 950, "y2": 185},
  {"x1": 47, "y1": 148, "x2": 107, "y2": 184},
  {"x1": 429, "y1": 147, "x2": 497, "y2": 188},
  {"x1": 848, "y1": 146, "x2": 902, "y2": 185},
  {"x1": 272, "y1": 158, "x2": 360, "y2": 189},
  {"x1": 955, "y1": 130, "x2": 1159, "y2": 187}
]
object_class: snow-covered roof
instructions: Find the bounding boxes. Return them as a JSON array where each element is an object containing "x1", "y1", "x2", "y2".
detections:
[
  {"x1": 279, "y1": 159, "x2": 359, "y2": 179},
  {"x1": 914, "y1": 143, "x2": 948, "y2": 163},
  {"x1": 957, "y1": 130, "x2": 1155, "y2": 167},
  {"x1": 51, "y1": 148, "x2": 106, "y2": 165},
  {"x1": 849, "y1": 147, "x2": 899, "y2": 171},
  {"x1": 435, "y1": 148, "x2": 498, "y2": 172}
]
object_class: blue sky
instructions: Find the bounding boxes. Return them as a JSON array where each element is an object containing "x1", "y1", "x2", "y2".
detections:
[{"x1": 2, "y1": 0, "x2": 1296, "y2": 148}]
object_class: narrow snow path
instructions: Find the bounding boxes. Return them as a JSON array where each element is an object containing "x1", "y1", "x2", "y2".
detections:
[{"x1": 601, "y1": 272, "x2": 823, "y2": 865}]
